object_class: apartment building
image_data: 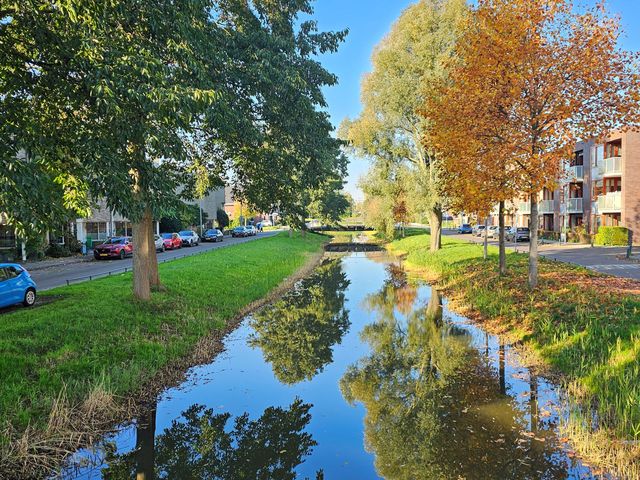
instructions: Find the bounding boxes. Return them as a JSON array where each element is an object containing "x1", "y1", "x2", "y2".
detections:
[{"x1": 510, "y1": 130, "x2": 640, "y2": 242}]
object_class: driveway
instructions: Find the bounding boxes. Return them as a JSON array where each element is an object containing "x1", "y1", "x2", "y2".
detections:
[
  {"x1": 30, "y1": 231, "x2": 278, "y2": 291},
  {"x1": 445, "y1": 231, "x2": 640, "y2": 281}
]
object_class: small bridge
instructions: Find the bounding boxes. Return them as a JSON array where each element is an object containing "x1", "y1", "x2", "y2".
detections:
[{"x1": 325, "y1": 242, "x2": 383, "y2": 252}]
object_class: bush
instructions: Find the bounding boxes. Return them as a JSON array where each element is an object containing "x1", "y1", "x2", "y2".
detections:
[
  {"x1": 45, "y1": 243, "x2": 72, "y2": 258},
  {"x1": 594, "y1": 226, "x2": 629, "y2": 246}
]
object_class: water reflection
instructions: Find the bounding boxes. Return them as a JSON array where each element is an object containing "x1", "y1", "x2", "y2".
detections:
[
  {"x1": 249, "y1": 259, "x2": 350, "y2": 384},
  {"x1": 101, "y1": 400, "x2": 322, "y2": 480},
  {"x1": 341, "y1": 264, "x2": 586, "y2": 479}
]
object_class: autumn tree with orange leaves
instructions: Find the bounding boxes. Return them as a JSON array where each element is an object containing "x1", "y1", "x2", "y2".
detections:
[{"x1": 425, "y1": 0, "x2": 639, "y2": 287}]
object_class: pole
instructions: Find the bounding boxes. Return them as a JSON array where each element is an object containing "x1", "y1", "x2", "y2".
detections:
[
  {"x1": 199, "y1": 198, "x2": 203, "y2": 235},
  {"x1": 627, "y1": 230, "x2": 634, "y2": 259}
]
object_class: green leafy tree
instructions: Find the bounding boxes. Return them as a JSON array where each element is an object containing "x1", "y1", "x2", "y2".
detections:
[
  {"x1": 102, "y1": 400, "x2": 322, "y2": 480},
  {"x1": 341, "y1": 266, "x2": 575, "y2": 479},
  {"x1": 216, "y1": 208, "x2": 230, "y2": 231},
  {"x1": 306, "y1": 178, "x2": 351, "y2": 226},
  {"x1": 340, "y1": 0, "x2": 467, "y2": 251},
  {"x1": 250, "y1": 259, "x2": 350, "y2": 384}
]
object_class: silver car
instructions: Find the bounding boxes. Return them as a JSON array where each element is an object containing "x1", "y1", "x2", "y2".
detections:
[
  {"x1": 179, "y1": 230, "x2": 200, "y2": 247},
  {"x1": 245, "y1": 225, "x2": 258, "y2": 236},
  {"x1": 154, "y1": 234, "x2": 166, "y2": 252}
]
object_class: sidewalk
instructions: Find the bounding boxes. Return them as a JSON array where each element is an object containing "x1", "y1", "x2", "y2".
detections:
[{"x1": 22, "y1": 253, "x2": 94, "y2": 272}]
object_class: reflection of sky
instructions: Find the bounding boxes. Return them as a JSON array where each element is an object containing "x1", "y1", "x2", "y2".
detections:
[
  {"x1": 65, "y1": 253, "x2": 601, "y2": 479},
  {"x1": 307, "y1": 0, "x2": 640, "y2": 202}
]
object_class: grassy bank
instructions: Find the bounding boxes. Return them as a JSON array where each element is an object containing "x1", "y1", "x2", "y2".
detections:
[
  {"x1": 0, "y1": 232, "x2": 325, "y2": 471},
  {"x1": 388, "y1": 233, "x2": 640, "y2": 474}
]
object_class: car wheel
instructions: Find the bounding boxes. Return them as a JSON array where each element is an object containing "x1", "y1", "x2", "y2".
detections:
[
  {"x1": 120, "y1": 250, "x2": 126, "y2": 260},
  {"x1": 161, "y1": 245, "x2": 166, "y2": 253},
  {"x1": 23, "y1": 288, "x2": 36, "y2": 307}
]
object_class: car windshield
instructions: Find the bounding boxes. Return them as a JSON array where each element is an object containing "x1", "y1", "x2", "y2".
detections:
[
  {"x1": 462, "y1": 224, "x2": 470, "y2": 227},
  {"x1": 518, "y1": 228, "x2": 530, "y2": 232},
  {"x1": 205, "y1": 230, "x2": 216, "y2": 234},
  {"x1": 161, "y1": 233, "x2": 173, "y2": 239},
  {"x1": 179, "y1": 231, "x2": 193, "y2": 236},
  {"x1": 104, "y1": 238, "x2": 126, "y2": 244},
  {"x1": 234, "y1": 227, "x2": 244, "y2": 230}
]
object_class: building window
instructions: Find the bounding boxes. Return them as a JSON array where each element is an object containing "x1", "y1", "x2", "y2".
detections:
[
  {"x1": 0, "y1": 225, "x2": 16, "y2": 249},
  {"x1": 604, "y1": 177, "x2": 621, "y2": 193},
  {"x1": 85, "y1": 222, "x2": 108, "y2": 241},
  {"x1": 604, "y1": 140, "x2": 622, "y2": 159},
  {"x1": 114, "y1": 221, "x2": 132, "y2": 236},
  {"x1": 571, "y1": 150, "x2": 584, "y2": 167}
]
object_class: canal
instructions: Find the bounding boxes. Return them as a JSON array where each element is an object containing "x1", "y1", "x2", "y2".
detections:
[{"x1": 58, "y1": 252, "x2": 604, "y2": 479}]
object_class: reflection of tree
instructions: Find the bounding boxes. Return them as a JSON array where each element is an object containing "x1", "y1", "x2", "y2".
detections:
[
  {"x1": 341, "y1": 268, "x2": 574, "y2": 479},
  {"x1": 103, "y1": 399, "x2": 322, "y2": 480},
  {"x1": 249, "y1": 259, "x2": 350, "y2": 384}
]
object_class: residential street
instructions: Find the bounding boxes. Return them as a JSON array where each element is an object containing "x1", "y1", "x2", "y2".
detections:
[
  {"x1": 30, "y1": 231, "x2": 278, "y2": 291},
  {"x1": 445, "y1": 231, "x2": 640, "y2": 281}
]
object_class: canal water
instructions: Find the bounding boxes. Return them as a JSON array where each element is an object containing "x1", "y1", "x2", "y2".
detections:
[{"x1": 58, "y1": 253, "x2": 604, "y2": 479}]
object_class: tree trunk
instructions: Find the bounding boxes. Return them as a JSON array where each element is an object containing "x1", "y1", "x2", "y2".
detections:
[
  {"x1": 132, "y1": 212, "x2": 151, "y2": 301},
  {"x1": 498, "y1": 201, "x2": 506, "y2": 275},
  {"x1": 135, "y1": 401, "x2": 157, "y2": 480},
  {"x1": 429, "y1": 204, "x2": 442, "y2": 252},
  {"x1": 483, "y1": 216, "x2": 489, "y2": 260},
  {"x1": 146, "y1": 210, "x2": 161, "y2": 290},
  {"x1": 528, "y1": 196, "x2": 539, "y2": 288}
]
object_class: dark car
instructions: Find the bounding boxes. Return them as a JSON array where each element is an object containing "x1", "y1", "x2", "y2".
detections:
[
  {"x1": 161, "y1": 233, "x2": 182, "y2": 250},
  {"x1": 458, "y1": 224, "x2": 473, "y2": 234},
  {"x1": 232, "y1": 226, "x2": 248, "y2": 237},
  {"x1": 94, "y1": 237, "x2": 133, "y2": 260},
  {"x1": 203, "y1": 229, "x2": 224, "y2": 242},
  {"x1": 0, "y1": 264, "x2": 37, "y2": 308}
]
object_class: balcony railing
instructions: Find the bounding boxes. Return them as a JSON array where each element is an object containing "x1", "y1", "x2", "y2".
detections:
[
  {"x1": 566, "y1": 165, "x2": 584, "y2": 181},
  {"x1": 538, "y1": 200, "x2": 555, "y2": 214},
  {"x1": 566, "y1": 198, "x2": 583, "y2": 214},
  {"x1": 518, "y1": 202, "x2": 531, "y2": 214},
  {"x1": 600, "y1": 156, "x2": 622, "y2": 177},
  {"x1": 597, "y1": 191, "x2": 622, "y2": 213}
]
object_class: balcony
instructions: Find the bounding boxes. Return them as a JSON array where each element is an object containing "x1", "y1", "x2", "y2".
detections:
[
  {"x1": 600, "y1": 156, "x2": 622, "y2": 177},
  {"x1": 597, "y1": 191, "x2": 622, "y2": 213},
  {"x1": 538, "y1": 200, "x2": 555, "y2": 214},
  {"x1": 566, "y1": 165, "x2": 584, "y2": 182},
  {"x1": 518, "y1": 202, "x2": 531, "y2": 214},
  {"x1": 566, "y1": 198, "x2": 583, "y2": 214}
]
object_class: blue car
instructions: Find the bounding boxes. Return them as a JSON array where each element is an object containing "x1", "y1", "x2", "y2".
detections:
[
  {"x1": 458, "y1": 224, "x2": 473, "y2": 234},
  {"x1": 0, "y1": 263, "x2": 37, "y2": 309}
]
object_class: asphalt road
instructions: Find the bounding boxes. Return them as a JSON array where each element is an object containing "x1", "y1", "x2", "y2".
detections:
[
  {"x1": 446, "y1": 230, "x2": 640, "y2": 281},
  {"x1": 30, "y1": 231, "x2": 278, "y2": 291}
]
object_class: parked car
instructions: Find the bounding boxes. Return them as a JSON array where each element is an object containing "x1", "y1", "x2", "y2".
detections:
[
  {"x1": 491, "y1": 226, "x2": 512, "y2": 239},
  {"x1": 507, "y1": 227, "x2": 530, "y2": 242},
  {"x1": 487, "y1": 225, "x2": 499, "y2": 238},
  {"x1": 154, "y1": 234, "x2": 166, "y2": 253},
  {"x1": 232, "y1": 226, "x2": 248, "y2": 237},
  {"x1": 474, "y1": 225, "x2": 487, "y2": 237},
  {"x1": 161, "y1": 233, "x2": 182, "y2": 250},
  {"x1": 0, "y1": 264, "x2": 37, "y2": 308},
  {"x1": 203, "y1": 229, "x2": 224, "y2": 242},
  {"x1": 179, "y1": 230, "x2": 200, "y2": 247},
  {"x1": 458, "y1": 224, "x2": 473, "y2": 234},
  {"x1": 94, "y1": 237, "x2": 133, "y2": 260},
  {"x1": 245, "y1": 225, "x2": 258, "y2": 236}
]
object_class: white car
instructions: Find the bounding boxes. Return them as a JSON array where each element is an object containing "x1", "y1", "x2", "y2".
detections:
[
  {"x1": 154, "y1": 234, "x2": 166, "y2": 252},
  {"x1": 487, "y1": 226, "x2": 499, "y2": 238},
  {"x1": 245, "y1": 225, "x2": 258, "y2": 236},
  {"x1": 179, "y1": 230, "x2": 200, "y2": 247}
]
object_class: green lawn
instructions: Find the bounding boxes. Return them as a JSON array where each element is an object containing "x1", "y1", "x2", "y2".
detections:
[
  {"x1": 388, "y1": 233, "x2": 640, "y2": 449},
  {"x1": 0, "y1": 232, "x2": 325, "y2": 441}
]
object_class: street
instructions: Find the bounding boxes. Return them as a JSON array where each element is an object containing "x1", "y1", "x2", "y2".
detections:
[
  {"x1": 30, "y1": 231, "x2": 278, "y2": 291},
  {"x1": 445, "y1": 230, "x2": 640, "y2": 281}
]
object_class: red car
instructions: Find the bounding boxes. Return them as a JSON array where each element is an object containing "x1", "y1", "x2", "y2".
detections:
[
  {"x1": 94, "y1": 237, "x2": 133, "y2": 260},
  {"x1": 161, "y1": 233, "x2": 182, "y2": 250}
]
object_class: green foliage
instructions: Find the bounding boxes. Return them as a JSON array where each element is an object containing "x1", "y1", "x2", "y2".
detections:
[
  {"x1": 216, "y1": 209, "x2": 230, "y2": 230},
  {"x1": 594, "y1": 227, "x2": 629, "y2": 246},
  {"x1": 103, "y1": 400, "x2": 320, "y2": 480},
  {"x1": 0, "y1": 233, "x2": 325, "y2": 444},
  {"x1": 250, "y1": 259, "x2": 350, "y2": 384}
]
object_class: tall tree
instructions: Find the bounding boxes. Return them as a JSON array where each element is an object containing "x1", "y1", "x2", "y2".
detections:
[
  {"x1": 426, "y1": 0, "x2": 639, "y2": 287},
  {"x1": 340, "y1": 0, "x2": 467, "y2": 251}
]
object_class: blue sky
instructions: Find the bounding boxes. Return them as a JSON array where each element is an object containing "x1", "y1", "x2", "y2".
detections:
[{"x1": 307, "y1": 0, "x2": 640, "y2": 202}]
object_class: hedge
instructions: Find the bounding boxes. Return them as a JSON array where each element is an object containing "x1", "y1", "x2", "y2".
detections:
[{"x1": 593, "y1": 226, "x2": 630, "y2": 246}]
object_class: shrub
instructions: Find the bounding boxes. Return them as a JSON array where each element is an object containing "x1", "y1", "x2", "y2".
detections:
[
  {"x1": 594, "y1": 226, "x2": 629, "y2": 246},
  {"x1": 45, "y1": 243, "x2": 72, "y2": 258}
]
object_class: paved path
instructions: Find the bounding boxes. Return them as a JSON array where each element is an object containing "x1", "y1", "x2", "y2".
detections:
[
  {"x1": 445, "y1": 231, "x2": 640, "y2": 281},
  {"x1": 30, "y1": 231, "x2": 278, "y2": 291}
]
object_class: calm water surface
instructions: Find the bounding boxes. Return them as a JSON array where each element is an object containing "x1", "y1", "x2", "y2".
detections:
[{"x1": 58, "y1": 253, "x2": 605, "y2": 479}]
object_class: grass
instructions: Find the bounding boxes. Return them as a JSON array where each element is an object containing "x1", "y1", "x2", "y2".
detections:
[
  {"x1": 0, "y1": 232, "x2": 325, "y2": 445},
  {"x1": 388, "y1": 232, "x2": 640, "y2": 473}
]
